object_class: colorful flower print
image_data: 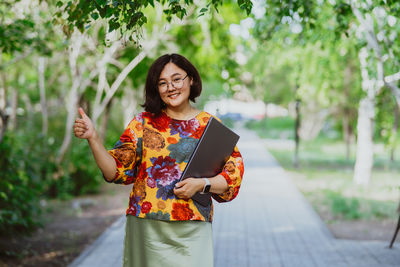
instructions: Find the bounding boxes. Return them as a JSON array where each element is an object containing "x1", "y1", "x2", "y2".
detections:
[
  {"x1": 119, "y1": 130, "x2": 132, "y2": 143},
  {"x1": 169, "y1": 119, "x2": 200, "y2": 137},
  {"x1": 107, "y1": 111, "x2": 244, "y2": 222},
  {"x1": 136, "y1": 161, "x2": 147, "y2": 181},
  {"x1": 171, "y1": 203, "x2": 195, "y2": 220},
  {"x1": 167, "y1": 137, "x2": 178, "y2": 144},
  {"x1": 145, "y1": 211, "x2": 171, "y2": 221},
  {"x1": 143, "y1": 112, "x2": 170, "y2": 132},
  {"x1": 133, "y1": 179, "x2": 147, "y2": 201},
  {"x1": 143, "y1": 127, "x2": 165, "y2": 151},
  {"x1": 149, "y1": 156, "x2": 181, "y2": 186},
  {"x1": 225, "y1": 160, "x2": 236, "y2": 174},
  {"x1": 157, "y1": 200, "x2": 166, "y2": 210},
  {"x1": 191, "y1": 123, "x2": 207, "y2": 139},
  {"x1": 167, "y1": 137, "x2": 198, "y2": 163},
  {"x1": 127, "y1": 201, "x2": 140, "y2": 216},
  {"x1": 141, "y1": 201, "x2": 152, "y2": 214},
  {"x1": 156, "y1": 181, "x2": 178, "y2": 201},
  {"x1": 147, "y1": 177, "x2": 156, "y2": 188},
  {"x1": 112, "y1": 144, "x2": 135, "y2": 168}
]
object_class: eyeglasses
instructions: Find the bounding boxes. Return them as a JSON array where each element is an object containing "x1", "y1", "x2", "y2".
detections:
[{"x1": 158, "y1": 75, "x2": 188, "y2": 91}]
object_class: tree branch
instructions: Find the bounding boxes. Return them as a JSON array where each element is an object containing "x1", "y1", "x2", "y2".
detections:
[{"x1": 385, "y1": 71, "x2": 400, "y2": 83}]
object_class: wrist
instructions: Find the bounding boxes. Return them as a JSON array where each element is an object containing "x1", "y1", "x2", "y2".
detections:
[
  {"x1": 201, "y1": 178, "x2": 211, "y2": 194},
  {"x1": 87, "y1": 130, "x2": 100, "y2": 144},
  {"x1": 197, "y1": 179, "x2": 206, "y2": 192}
]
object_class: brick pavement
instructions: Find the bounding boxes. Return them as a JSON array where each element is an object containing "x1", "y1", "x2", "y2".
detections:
[{"x1": 69, "y1": 127, "x2": 400, "y2": 267}]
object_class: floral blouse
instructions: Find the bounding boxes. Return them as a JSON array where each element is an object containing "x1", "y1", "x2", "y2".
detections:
[{"x1": 106, "y1": 110, "x2": 244, "y2": 222}]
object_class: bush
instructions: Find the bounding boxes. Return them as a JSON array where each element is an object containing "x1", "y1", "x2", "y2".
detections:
[
  {"x1": 68, "y1": 139, "x2": 102, "y2": 196},
  {"x1": 0, "y1": 134, "x2": 42, "y2": 236},
  {"x1": 325, "y1": 190, "x2": 361, "y2": 220}
]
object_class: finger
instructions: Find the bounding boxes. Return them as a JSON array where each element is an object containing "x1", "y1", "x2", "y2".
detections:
[
  {"x1": 78, "y1": 107, "x2": 88, "y2": 119},
  {"x1": 174, "y1": 186, "x2": 182, "y2": 194},
  {"x1": 174, "y1": 186, "x2": 187, "y2": 196},
  {"x1": 75, "y1": 123, "x2": 88, "y2": 131},
  {"x1": 175, "y1": 179, "x2": 188, "y2": 188},
  {"x1": 74, "y1": 121, "x2": 87, "y2": 128},
  {"x1": 74, "y1": 127, "x2": 86, "y2": 133}
]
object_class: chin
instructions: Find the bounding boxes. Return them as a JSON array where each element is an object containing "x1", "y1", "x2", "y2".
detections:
[{"x1": 163, "y1": 97, "x2": 189, "y2": 108}]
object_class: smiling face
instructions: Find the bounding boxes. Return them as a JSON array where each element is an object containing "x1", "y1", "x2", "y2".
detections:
[{"x1": 158, "y1": 62, "x2": 193, "y2": 110}]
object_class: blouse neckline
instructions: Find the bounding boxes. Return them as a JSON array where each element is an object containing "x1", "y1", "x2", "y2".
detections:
[{"x1": 162, "y1": 110, "x2": 204, "y2": 122}]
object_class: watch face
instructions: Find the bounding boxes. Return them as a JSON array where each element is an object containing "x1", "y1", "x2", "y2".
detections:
[{"x1": 204, "y1": 184, "x2": 211, "y2": 193}]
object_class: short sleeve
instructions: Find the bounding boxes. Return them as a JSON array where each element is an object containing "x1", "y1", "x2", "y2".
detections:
[
  {"x1": 106, "y1": 114, "x2": 143, "y2": 185},
  {"x1": 212, "y1": 146, "x2": 244, "y2": 202}
]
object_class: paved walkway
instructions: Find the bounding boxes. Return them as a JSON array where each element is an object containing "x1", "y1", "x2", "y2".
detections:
[{"x1": 69, "y1": 127, "x2": 400, "y2": 267}]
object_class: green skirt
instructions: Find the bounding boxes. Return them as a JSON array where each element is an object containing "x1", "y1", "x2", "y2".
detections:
[{"x1": 123, "y1": 215, "x2": 214, "y2": 267}]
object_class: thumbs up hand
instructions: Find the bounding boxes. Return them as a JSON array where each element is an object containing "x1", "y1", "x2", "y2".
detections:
[{"x1": 73, "y1": 107, "x2": 96, "y2": 140}]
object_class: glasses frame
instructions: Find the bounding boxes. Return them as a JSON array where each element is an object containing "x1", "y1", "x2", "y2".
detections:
[{"x1": 158, "y1": 74, "x2": 188, "y2": 91}]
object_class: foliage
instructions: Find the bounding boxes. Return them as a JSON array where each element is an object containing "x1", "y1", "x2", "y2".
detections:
[
  {"x1": 56, "y1": 0, "x2": 253, "y2": 38},
  {"x1": 0, "y1": 134, "x2": 42, "y2": 236},
  {"x1": 324, "y1": 190, "x2": 362, "y2": 220},
  {"x1": 0, "y1": 0, "x2": 53, "y2": 55},
  {"x1": 375, "y1": 87, "x2": 399, "y2": 151},
  {"x1": 322, "y1": 190, "x2": 396, "y2": 220}
]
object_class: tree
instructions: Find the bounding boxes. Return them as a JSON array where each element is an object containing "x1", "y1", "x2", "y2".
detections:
[
  {"x1": 252, "y1": 0, "x2": 400, "y2": 185},
  {"x1": 56, "y1": 0, "x2": 253, "y2": 38},
  {"x1": 0, "y1": 0, "x2": 52, "y2": 142}
]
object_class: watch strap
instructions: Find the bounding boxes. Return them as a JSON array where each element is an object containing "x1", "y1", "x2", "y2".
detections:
[{"x1": 201, "y1": 178, "x2": 211, "y2": 194}]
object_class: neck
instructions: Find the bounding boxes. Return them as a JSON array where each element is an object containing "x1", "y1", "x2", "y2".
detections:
[{"x1": 165, "y1": 103, "x2": 197, "y2": 120}]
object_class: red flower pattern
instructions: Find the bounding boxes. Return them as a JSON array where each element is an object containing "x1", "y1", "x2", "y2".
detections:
[
  {"x1": 144, "y1": 112, "x2": 170, "y2": 132},
  {"x1": 150, "y1": 156, "x2": 181, "y2": 186},
  {"x1": 191, "y1": 124, "x2": 206, "y2": 139},
  {"x1": 141, "y1": 201, "x2": 152, "y2": 214},
  {"x1": 171, "y1": 203, "x2": 194, "y2": 220}
]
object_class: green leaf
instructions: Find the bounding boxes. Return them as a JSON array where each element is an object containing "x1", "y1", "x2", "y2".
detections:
[
  {"x1": 95, "y1": 0, "x2": 107, "y2": 6},
  {"x1": 90, "y1": 12, "x2": 99, "y2": 20}
]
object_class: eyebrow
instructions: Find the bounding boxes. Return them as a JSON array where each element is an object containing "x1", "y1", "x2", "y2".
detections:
[{"x1": 159, "y1": 72, "x2": 184, "y2": 80}]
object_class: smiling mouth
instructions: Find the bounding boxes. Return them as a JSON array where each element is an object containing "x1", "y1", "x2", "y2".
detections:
[{"x1": 168, "y1": 92, "x2": 180, "y2": 98}]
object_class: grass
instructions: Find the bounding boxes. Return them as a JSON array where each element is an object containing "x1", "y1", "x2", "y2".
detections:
[{"x1": 246, "y1": 117, "x2": 400, "y2": 221}]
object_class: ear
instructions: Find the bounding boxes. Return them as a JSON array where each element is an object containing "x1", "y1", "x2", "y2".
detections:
[{"x1": 190, "y1": 77, "x2": 193, "y2": 86}]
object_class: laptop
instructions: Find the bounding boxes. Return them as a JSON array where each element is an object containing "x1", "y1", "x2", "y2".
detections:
[{"x1": 180, "y1": 117, "x2": 240, "y2": 206}]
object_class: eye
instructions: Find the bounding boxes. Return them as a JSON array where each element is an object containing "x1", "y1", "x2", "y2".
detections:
[
  {"x1": 173, "y1": 78, "x2": 181, "y2": 82},
  {"x1": 159, "y1": 81, "x2": 167, "y2": 86}
]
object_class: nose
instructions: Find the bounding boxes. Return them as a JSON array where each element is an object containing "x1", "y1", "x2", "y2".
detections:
[{"x1": 165, "y1": 82, "x2": 177, "y2": 90}]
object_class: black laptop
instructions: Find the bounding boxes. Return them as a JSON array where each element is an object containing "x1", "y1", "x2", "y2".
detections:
[{"x1": 180, "y1": 117, "x2": 240, "y2": 206}]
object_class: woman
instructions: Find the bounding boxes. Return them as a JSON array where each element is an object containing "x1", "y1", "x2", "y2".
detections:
[{"x1": 73, "y1": 54, "x2": 244, "y2": 267}]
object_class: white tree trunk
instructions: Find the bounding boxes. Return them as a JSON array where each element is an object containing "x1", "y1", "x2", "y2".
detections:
[
  {"x1": 38, "y1": 56, "x2": 48, "y2": 135},
  {"x1": 353, "y1": 96, "x2": 375, "y2": 185},
  {"x1": 350, "y1": 3, "x2": 381, "y2": 185},
  {"x1": 56, "y1": 32, "x2": 83, "y2": 164},
  {"x1": 92, "y1": 51, "x2": 146, "y2": 124},
  {"x1": 122, "y1": 85, "x2": 138, "y2": 127},
  {"x1": 9, "y1": 87, "x2": 18, "y2": 131}
]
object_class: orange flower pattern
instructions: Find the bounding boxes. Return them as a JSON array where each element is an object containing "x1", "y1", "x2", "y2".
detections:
[{"x1": 107, "y1": 111, "x2": 244, "y2": 222}]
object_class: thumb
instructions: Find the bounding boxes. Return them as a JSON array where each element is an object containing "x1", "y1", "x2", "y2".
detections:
[{"x1": 78, "y1": 107, "x2": 88, "y2": 119}]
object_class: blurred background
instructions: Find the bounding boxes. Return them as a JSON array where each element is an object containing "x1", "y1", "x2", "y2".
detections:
[{"x1": 1, "y1": 0, "x2": 399, "y2": 266}]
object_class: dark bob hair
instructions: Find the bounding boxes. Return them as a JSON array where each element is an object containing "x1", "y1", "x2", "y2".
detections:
[{"x1": 141, "y1": 54, "x2": 202, "y2": 115}]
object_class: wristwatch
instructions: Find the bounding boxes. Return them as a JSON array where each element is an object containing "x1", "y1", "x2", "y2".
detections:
[{"x1": 201, "y1": 178, "x2": 211, "y2": 194}]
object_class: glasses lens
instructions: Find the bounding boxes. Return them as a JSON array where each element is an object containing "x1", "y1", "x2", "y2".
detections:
[
  {"x1": 172, "y1": 79, "x2": 183, "y2": 88},
  {"x1": 158, "y1": 82, "x2": 167, "y2": 90}
]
